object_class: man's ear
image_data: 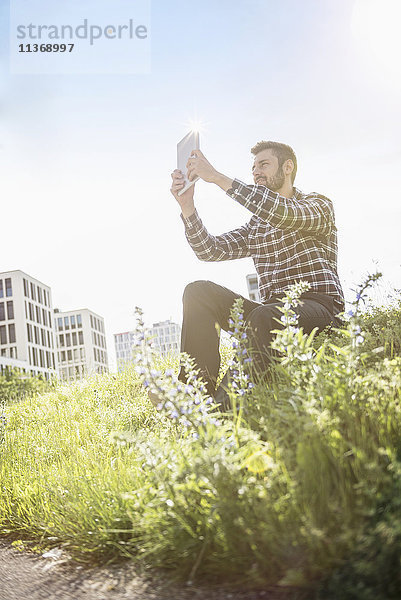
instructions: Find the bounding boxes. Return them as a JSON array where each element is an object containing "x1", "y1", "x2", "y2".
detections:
[{"x1": 283, "y1": 159, "x2": 294, "y2": 177}]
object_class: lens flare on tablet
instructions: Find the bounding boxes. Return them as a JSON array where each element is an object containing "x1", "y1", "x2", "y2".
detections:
[{"x1": 182, "y1": 118, "x2": 209, "y2": 135}]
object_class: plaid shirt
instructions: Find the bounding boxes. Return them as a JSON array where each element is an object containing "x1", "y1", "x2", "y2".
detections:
[{"x1": 181, "y1": 178, "x2": 345, "y2": 311}]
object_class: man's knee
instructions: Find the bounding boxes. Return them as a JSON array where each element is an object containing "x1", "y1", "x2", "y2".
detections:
[
  {"x1": 246, "y1": 305, "x2": 278, "y2": 333},
  {"x1": 182, "y1": 280, "x2": 209, "y2": 305}
]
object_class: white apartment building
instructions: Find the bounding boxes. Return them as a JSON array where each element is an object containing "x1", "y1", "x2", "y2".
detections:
[
  {"x1": 150, "y1": 320, "x2": 181, "y2": 355},
  {"x1": 246, "y1": 273, "x2": 261, "y2": 302},
  {"x1": 55, "y1": 308, "x2": 108, "y2": 382},
  {"x1": 114, "y1": 331, "x2": 137, "y2": 372},
  {"x1": 114, "y1": 319, "x2": 181, "y2": 372},
  {"x1": 0, "y1": 270, "x2": 57, "y2": 379}
]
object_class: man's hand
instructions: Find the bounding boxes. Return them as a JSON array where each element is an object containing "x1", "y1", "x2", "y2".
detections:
[
  {"x1": 186, "y1": 149, "x2": 218, "y2": 183},
  {"x1": 187, "y1": 150, "x2": 234, "y2": 192},
  {"x1": 170, "y1": 169, "x2": 195, "y2": 218}
]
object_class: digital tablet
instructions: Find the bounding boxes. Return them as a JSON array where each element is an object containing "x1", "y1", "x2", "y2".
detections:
[{"x1": 177, "y1": 130, "x2": 200, "y2": 196}]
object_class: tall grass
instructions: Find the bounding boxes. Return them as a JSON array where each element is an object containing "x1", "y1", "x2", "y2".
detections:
[{"x1": 1, "y1": 279, "x2": 401, "y2": 598}]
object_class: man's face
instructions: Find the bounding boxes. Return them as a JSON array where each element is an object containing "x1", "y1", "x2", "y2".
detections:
[{"x1": 252, "y1": 149, "x2": 285, "y2": 192}]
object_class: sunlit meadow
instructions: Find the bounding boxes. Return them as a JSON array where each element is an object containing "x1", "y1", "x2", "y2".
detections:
[{"x1": 1, "y1": 275, "x2": 401, "y2": 599}]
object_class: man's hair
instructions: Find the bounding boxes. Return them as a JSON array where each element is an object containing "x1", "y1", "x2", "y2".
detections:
[{"x1": 251, "y1": 140, "x2": 297, "y2": 183}]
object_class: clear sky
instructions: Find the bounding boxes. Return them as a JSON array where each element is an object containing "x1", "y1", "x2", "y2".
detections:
[{"x1": 1, "y1": 0, "x2": 400, "y2": 370}]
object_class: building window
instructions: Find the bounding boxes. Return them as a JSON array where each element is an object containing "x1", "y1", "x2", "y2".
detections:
[
  {"x1": 7, "y1": 301, "x2": 14, "y2": 320},
  {"x1": 34, "y1": 327, "x2": 40, "y2": 345},
  {"x1": 78, "y1": 331, "x2": 84, "y2": 345},
  {"x1": 5, "y1": 279, "x2": 12, "y2": 297},
  {"x1": 0, "y1": 326, "x2": 6, "y2": 345},
  {"x1": 0, "y1": 303, "x2": 4, "y2": 321},
  {"x1": 37, "y1": 286, "x2": 42, "y2": 304},
  {"x1": 42, "y1": 309, "x2": 47, "y2": 327},
  {"x1": 72, "y1": 332, "x2": 77, "y2": 346},
  {"x1": 59, "y1": 334, "x2": 65, "y2": 347},
  {"x1": 65, "y1": 333, "x2": 71, "y2": 347},
  {"x1": 23, "y1": 278, "x2": 28, "y2": 297},
  {"x1": 0, "y1": 281, "x2": 3, "y2": 299},
  {"x1": 30, "y1": 282, "x2": 36, "y2": 301},
  {"x1": 71, "y1": 315, "x2": 76, "y2": 328},
  {"x1": 64, "y1": 316, "x2": 70, "y2": 330},
  {"x1": 29, "y1": 303, "x2": 34, "y2": 321},
  {"x1": 41, "y1": 329, "x2": 46, "y2": 346},
  {"x1": 8, "y1": 324, "x2": 16, "y2": 344},
  {"x1": 36, "y1": 306, "x2": 41, "y2": 324},
  {"x1": 57, "y1": 317, "x2": 63, "y2": 330},
  {"x1": 27, "y1": 324, "x2": 32, "y2": 343},
  {"x1": 77, "y1": 314, "x2": 82, "y2": 327},
  {"x1": 67, "y1": 350, "x2": 72, "y2": 361}
]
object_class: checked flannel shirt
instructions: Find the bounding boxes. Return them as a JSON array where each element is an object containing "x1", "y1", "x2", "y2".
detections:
[{"x1": 181, "y1": 178, "x2": 345, "y2": 312}]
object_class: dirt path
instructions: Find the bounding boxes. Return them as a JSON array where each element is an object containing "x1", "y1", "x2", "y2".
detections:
[{"x1": 0, "y1": 540, "x2": 303, "y2": 600}]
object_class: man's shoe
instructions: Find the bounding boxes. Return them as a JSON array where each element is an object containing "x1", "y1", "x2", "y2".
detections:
[{"x1": 147, "y1": 389, "x2": 162, "y2": 408}]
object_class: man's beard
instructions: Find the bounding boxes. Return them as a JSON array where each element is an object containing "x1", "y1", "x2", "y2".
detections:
[{"x1": 256, "y1": 166, "x2": 285, "y2": 192}]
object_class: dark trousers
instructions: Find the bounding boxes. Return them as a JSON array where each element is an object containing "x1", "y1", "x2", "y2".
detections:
[{"x1": 178, "y1": 280, "x2": 341, "y2": 399}]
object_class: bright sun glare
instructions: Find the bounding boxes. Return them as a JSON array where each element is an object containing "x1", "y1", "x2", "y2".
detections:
[
  {"x1": 182, "y1": 119, "x2": 209, "y2": 136},
  {"x1": 352, "y1": 0, "x2": 401, "y2": 83}
]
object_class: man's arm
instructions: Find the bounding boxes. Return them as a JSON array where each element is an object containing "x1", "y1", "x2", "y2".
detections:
[
  {"x1": 181, "y1": 210, "x2": 251, "y2": 262},
  {"x1": 170, "y1": 169, "x2": 250, "y2": 261},
  {"x1": 187, "y1": 150, "x2": 334, "y2": 236},
  {"x1": 226, "y1": 179, "x2": 334, "y2": 236}
]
